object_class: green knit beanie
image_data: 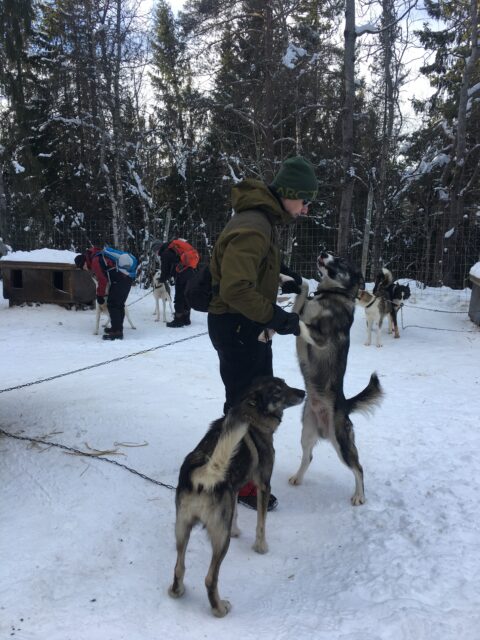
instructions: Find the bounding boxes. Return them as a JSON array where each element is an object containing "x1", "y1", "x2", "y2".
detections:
[{"x1": 271, "y1": 156, "x2": 318, "y2": 201}]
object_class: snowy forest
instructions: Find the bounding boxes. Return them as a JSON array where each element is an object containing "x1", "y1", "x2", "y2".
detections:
[{"x1": 0, "y1": 0, "x2": 479, "y2": 287}]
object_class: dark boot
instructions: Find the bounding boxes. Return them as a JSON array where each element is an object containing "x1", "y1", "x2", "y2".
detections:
[
  {"x1": 102, "y1": 330, "x2": 123, "y2": 340},
  {"x1": 183, "y1": 310, "x2": 191, "y2": 326},
  {"x1": 166, "y1": 314, "x2": 185, "y2": 328}
]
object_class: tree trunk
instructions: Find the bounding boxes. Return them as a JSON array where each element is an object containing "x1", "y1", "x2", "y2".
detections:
[
  {"x1": 337, "y1": 0, "x2": 356, "y2": 256},
  {"x1": 111, "y1": 0, "x2": 127, "y2": 249},
  {"x1": 442, "y1": 0, "x2": 478, "y2": 288},
  {"x1": 361, "y1": 180, "x2": 374, "y2": 279},
  {"x1": 263, "y1": 1, "x2": 275, "y2": 181},
  {"x1": 370, "y1": 0, "x2": 396, "y2": 278}
]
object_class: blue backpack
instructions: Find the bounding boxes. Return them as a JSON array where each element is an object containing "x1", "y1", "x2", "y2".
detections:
[{"x1": 98, "y1": 246, "x2": 138, "y2": 279}]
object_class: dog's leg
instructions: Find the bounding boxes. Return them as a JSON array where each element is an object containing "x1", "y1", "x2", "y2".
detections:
[
  {"x1": 252, "y1": 486, "x2": 269, "y2": 554},
  {"x1": 365, "y1": 317, "x2": 372, "y2": 346},
  {"x1": 330, "y1": 416, "x2": 365, "y2": 505},
  {"x1": 205, "y1": 501, "x2": 233, "y2": 618},
  {"x1": 94, "y1": 304, "x2": 101, "y2": 335},
  {"x1": 125, "y1": 306, "x2": 136, "y2": 330},
  {"x1": 162, "y1": 298, "x2": 167, "y2": 323},
  {"x1": 168, "y1": 508, "x2": 194, "y2": 599},
  {"x1": 376, "y1": 317, "x2": 383, "y2": 348},
  {"x1": 230, "y1": 496, "x2": 241, "y2": 538},
  {"x1": 154, "y1": 296, "x2": 160, "y2": 322},
  {"x1": 391, "y1": 306, "x2": 400, "y2": 338},
  {"x1": 289, "y1": 401, "x2": 319, "y2": 486}
]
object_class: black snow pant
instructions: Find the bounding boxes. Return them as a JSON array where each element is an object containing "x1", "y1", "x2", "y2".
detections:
[
  {"x1": 208, "y1": 312, "x2": 273, "y2": 415},
  {"x1": 173, "y1": 268, "x2": 195, "y2": 315},
  {"x1": 107, "y1": 272, "x2": 133, "y2": 332}
]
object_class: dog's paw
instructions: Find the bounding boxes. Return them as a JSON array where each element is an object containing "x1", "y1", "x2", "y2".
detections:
[
  {"x1": 230, "y1": 524, "x2": 241, "y2": 538},
  {"x1": 212, "y1": 600, "x2": 231, "y2": 618},
  {"x1": 253, "y1": 539, "x2": 268, "y2": 554},
  {"x1": 288, "y1": 475, "x2": 302, "y2": 486},
  {"x1": 168, "y1": 583, "x2": 185, "y2": 599},
  {"x1": 351, "y1": 494, "x2": 365, "y2": 506},
  {"x1": 364, "y1": 341, "x2": 371, "y2": 346},
  {"x1": 154, "y1": 318, "x2": 159, "y2": 322},
  {"x1": 376, "y1": 343, "x2": 383, "y2": 348}
]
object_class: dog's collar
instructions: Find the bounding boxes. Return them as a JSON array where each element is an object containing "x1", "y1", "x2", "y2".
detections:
[{"x1": 364, "y1": 296, "x2": 377, "y2": 309}]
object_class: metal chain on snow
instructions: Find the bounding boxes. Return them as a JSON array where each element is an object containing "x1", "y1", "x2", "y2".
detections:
[
  {"x1": 400, "y1": 305, "x2": 478, "y2": 334},
  {"x1": 0, "y1": 429, "x2": 176, "y2": 490},
  {"x1": 401, "y1": 302, "x2": 468, "y2": 314},
  {"x1": 126, "y1": 288, "x2": 153, "y2": 307},
  {"x1": 0, "y1": 331, "x2": 208, "y2": 395}
]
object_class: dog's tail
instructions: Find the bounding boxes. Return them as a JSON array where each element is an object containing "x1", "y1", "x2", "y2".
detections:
[
  {"x1": 346, "y1": 373, "x2": 383, "y2": 415},
  {"x1": 191, "y1": 412, "x2": 249, "y2": 492}
]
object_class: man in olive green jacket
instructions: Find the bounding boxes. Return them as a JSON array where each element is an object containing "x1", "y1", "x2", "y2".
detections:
[{"x1": 208, "y1": 156, "x2": 318, "y2": 511}]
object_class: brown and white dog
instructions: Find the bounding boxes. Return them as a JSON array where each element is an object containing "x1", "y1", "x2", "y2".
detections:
[
  {"x1": 152, "y1": 271, "x2": 174, "y2": 323},
  {"x1": 168, "y1": 376, "x2": 305, "y2": 617},
  {"x1": 356, "y1": 289, "x2": 391, "y2": 347}
]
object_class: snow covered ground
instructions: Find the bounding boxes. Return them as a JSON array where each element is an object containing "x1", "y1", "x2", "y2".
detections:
[{"x1": 1, "y1": 275, "x2": 479, "y2": 640}]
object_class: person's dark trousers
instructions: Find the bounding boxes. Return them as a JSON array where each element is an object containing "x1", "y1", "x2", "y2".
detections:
[
  {"x1": 208, "y1": 312, "x2": 273, "y2": 415},
  {"x1": 174, "y1": 268, "x2": 195, "y2": 315},
  {"x1": 107, "y1": 272, "x2": 132, "y2": 332}
]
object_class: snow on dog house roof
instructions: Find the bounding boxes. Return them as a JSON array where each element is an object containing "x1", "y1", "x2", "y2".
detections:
[{"x1": 0, "y1": 248, "x2": 95, "y2": 308}]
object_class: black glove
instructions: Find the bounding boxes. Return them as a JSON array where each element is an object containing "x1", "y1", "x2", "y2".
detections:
[
  {"x1": 96, "y1": 295, "x2": 105, "y2": 305},
  {"x1": 280, "y1": 263, "x2": 302, "y2": 285},
  {"x1": 281, "y1": 279, "x2": 302, "y2": 295},
  {"x1": 267, "y1": 305, "x2": 300, "y2": 336}
]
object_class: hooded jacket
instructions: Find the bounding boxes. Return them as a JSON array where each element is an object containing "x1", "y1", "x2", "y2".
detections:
[{"x1": 208, "y1": 179, "x2": 295, "y2": 324}]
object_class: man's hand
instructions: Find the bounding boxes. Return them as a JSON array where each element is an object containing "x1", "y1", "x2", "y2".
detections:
[
  {"x1": 280, "y1": 263, "x2": 302, "y2": 285},
  {"x1": 281, "y1": 280, "x2": 301, "y2": 295},
  {"x1": 267, "y1": 305, "x2": 300, "y2": 336}
]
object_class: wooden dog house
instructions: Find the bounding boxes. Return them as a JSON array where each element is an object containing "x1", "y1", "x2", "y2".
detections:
[{"x1": 0, "y1": 258, "x2": 95, "y2": 307}]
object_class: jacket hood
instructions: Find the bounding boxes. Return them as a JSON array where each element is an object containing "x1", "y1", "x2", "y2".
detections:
[{"x1": 231, "y1": 179, "x2": 293, "y2": 225}]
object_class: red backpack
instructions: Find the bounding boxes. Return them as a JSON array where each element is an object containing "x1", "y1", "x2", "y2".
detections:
[{"x1": 168, "y1": 239, "x2": 200, "y2": 271}]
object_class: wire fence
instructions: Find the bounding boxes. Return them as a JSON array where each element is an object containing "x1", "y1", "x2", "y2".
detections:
[{"x1": 5, "y1": 215, "x2": 479, "y2": 289}]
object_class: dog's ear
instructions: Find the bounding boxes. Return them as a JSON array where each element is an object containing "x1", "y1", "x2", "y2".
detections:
[
  {"x1": 245, "y1": 378, "x2": 277, "y2": 414},
  {"x1": 246, "y1": 387, "x2": 271, "y2": 414}
]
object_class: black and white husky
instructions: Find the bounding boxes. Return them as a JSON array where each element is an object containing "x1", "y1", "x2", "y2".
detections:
[
  {"x1": 152, "y1": 271, "x2": 174, "y2": 322},
  {"x1": 291, "y1": 252, "x2": 383, "y2": 505},
  {"x1": 373, "y1": 268, "x2": 411, "y2": 339},
  {"x1": 168, "y1": 377, "x2": 305, "y2": 618}
]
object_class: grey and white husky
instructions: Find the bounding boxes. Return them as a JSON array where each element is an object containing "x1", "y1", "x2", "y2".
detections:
[{"x1": 291, "y1": 252, "x2": 383, "y2": 505}]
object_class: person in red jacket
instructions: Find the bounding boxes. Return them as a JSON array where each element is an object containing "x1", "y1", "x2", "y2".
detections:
[
  {"x1": 75, "y1": 247, "x2": 133, "y2": 340},
  {"x1": 151, "y1": 238, "x2": 200, "y2": 328}
]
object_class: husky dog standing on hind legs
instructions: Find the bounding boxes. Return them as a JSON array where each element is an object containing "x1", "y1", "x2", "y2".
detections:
[{"x1": 290, "y1": 252, "x2": 384, "y2": 505}]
